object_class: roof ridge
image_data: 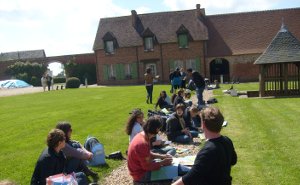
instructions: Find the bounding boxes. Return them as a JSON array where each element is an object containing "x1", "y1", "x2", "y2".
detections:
[{"x1": 207, "y1": 7, "x2": 300, "y2": 17}]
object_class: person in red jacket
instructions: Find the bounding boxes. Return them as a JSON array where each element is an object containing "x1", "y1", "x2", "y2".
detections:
[{"x1": 127, "y1": 116, "x2": 173, "y2": 182}]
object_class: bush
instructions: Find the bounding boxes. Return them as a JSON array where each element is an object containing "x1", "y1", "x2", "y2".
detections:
[
  {"x1": 66, "y1": 77, "x2": 80, "y2": 88},
  {"x1": 30, "y1": 76, "x2": 39, "y2": 86},
  {"x1": 53, "y1": 77, "x2": 66, "y2": 84}
]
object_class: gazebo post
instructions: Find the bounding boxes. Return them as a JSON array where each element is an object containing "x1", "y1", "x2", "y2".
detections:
[
  {"x1": 283, "y1": 63, "x2": 288, "y2": 95},
  {"x1": 259, "y1": 65, "x2": 266, "y2": 97}
]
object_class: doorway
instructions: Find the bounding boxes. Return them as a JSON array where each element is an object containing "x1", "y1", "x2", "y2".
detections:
[{"x1": 210, "y1": 58, "x2": 230, "y2": 83}]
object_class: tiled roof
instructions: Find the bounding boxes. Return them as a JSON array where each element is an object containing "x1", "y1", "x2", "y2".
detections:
[
  {"x1": 205, "y1": 8, "x2": 300, "y2": 57},
  {"x1": 254, "y1": 24, "x2": 300, "y2": 64},
  {"x1": 0, "y1": 50, "x2": 46, "y2": 62},
  {"x1": 93, "y1": 9, "x2": 208, "y2": 50}
]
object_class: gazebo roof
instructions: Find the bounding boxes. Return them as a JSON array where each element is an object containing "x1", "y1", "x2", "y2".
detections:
[{"x1": 254, "y1": 23, "x2": 300, "y2": 65}]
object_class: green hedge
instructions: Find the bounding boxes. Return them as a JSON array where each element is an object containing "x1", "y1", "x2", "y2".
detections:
[
  {"x1": 66, "y1": 77, "x2": 80, "y2": 88},
  {"x1": 53, "y1": 77, "x2": 66, "y2": 84}
]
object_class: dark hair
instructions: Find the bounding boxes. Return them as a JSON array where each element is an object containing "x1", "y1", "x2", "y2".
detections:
[
  {"x1": 126, "y1": 109, "x2": 144, "y2": 135},
  {"x1": 161, "y1": 91, "x2": 167, "y2": 98},
  {"x1": 187, "y1": 68, "x2": 193, "y2": 73},
  {"x1": 171, "y1": 94, "x2": 177, "y2": 104},
  {"x1": 143, "y1": 116, "x2": 162, "y2": 135},
  {"x1": 56, "y1": 122, "x2": 72, "y2": 142},
  {"x1": 175, "y1": 103, "x2": 185, "y2": 111},
  {"x1": 47, "y1": 129, "x2": 65, "y2": 149},
  {"x1": 200, "y1": 107, "x2": 224, "y2": 133},
  {"x1": 146, "y1": 67, "x2": 152, "y2": 74},
  {"x1": 177, "y1": 89, "x2": 184, "y2": 96}
]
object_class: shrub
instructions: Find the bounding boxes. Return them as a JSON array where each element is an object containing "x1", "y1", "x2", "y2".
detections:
[
  {"x1": 30, "y1": 76, "x2": 40, "y2": 86},
  {"x1": 16, "y1": 73, "x2": 30, "y2": 84},
  {"x1": 53, "y1": 77, "x2": 66, "y2": 84},
  {"x1": 66, "y1": 77, "x2": 80, "y2": 88}
]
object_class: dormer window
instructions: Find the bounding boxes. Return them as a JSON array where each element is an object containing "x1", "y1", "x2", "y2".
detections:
[
  {"x1": 178, "y1": 34, "x2": 188, "y2": 48},
  {"x1": 102, "y1": 32, "x2": 118, "y2": 55},
  {"x1": 105, "y1": 41, "x2": 114, "y2": 54},
  {"x1": 144, "y1": 37, "x2": 153, "y2": 51},
  {"x1": 176, "y1": 24, "x2": 192, "y2": 49}
]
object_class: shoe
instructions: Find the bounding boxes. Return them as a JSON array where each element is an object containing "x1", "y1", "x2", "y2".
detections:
[{"x1": 146, "y1": 99, "x2": 149, "y2": 104}]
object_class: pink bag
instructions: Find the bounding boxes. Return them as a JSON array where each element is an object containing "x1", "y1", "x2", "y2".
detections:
[{"x1": 46, "y1": 173, "x2": 78, "y2": 185}]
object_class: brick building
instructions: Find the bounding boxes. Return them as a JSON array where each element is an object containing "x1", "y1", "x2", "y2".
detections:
[{"x1": 93, "y1": 5, "x2": 300, "y2": 85}]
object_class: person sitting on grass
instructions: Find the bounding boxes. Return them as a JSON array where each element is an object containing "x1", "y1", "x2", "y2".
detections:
[
  {"x1": 166, "y1": 104, "x2": 198, "y2": 144},
  {"x1": 150, "y1": 134, "x2": 176, "y2": 156},
  {"x1": 127, "y1": 116, "x2": 174, "y2": 182},
  {"x1": 173, "y1": 89, "x2": 186, "y2": 110},
  {"x1": 126, "y1": 109, "x2": 145, "y2": 143},
  {"x1": 155, "y1": 91, "x2": 173, "y2": 110},
  {"x1": 183, "y1": 105, "x2": 201, "y2": 132},
  {"x1": 56, "y1": 122, "x2": 99, "y2": 182},
  {"x1": 172, "y1": 107, "x2": 237, "y2": 185},
  {"x1": 31, "y1": 129, "x2": 88, "y2": 185}
]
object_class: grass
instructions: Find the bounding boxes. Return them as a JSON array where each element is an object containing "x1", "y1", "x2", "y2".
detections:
[{"x1": 0, "y1": 83, "x2": 300, "y2": 184}]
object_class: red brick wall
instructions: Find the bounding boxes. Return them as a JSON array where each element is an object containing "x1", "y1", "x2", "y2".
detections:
[
  {"x1": 95, "y1": 41, "x2": 205, "y2": 85},
  {"x1": 206, "y1": 54, "x2": 261, "y2": 82}
]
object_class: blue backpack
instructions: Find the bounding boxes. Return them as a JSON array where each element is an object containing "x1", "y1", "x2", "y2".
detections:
[{"x1": 84, "y1": 136, "x2": 106, "y2": 166}]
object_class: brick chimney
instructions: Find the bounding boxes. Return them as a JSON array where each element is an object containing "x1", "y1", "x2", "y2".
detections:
[
  {"x1": 195, "y1": 4, "x2": 201, "y2": 17},
  {"x1": 131, "y1": 10, "x2": 137, "y2": 28}
]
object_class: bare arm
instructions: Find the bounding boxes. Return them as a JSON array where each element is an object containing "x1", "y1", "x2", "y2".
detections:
[{"x1": 172, "y1": 177, "x2": 184, "y2": 185}]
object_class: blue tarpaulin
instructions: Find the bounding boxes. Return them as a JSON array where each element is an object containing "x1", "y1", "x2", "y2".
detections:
[{"x1": 0, "y1": 80, "x2": 32, "y2": 89}]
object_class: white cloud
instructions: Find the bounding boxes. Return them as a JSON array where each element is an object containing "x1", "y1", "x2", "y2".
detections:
[{"x1": 0, "y1": 0, "x2": 131, "y2": 56}]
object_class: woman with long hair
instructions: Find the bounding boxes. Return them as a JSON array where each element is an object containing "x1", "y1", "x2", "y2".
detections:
[{"x1": 126, "y1": 109, "x2": 145, "y2": 143}]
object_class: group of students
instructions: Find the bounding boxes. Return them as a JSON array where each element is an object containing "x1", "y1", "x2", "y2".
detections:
[
  {"x1": 126, "y1": 106, "x2": 237, "y2": 184},
  {"x1": 31, "y1": 122, "x2": 99, "y2": 185}
]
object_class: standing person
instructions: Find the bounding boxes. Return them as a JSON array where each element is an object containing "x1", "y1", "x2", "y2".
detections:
[
  {"x1": 46, "y1": 74, "x2": 52, "y2": 91},
  {"x1": 169, "y1": 69, "x2": 174, "y2": 93},
  {"x1": 187, "y1": 68, "x2": 205, "y2": 108},
  {"x1": 31, "y1": 129, "x2": 88, "y2": 185},
  {"x1": 127, "y1": 116, "x2": 173, "y2": 182},
  {"x1": 55, "y1": 122, "x2": 98, "y2": 182},
  {"x1": 172, "y1": 107, "x2": 237, "y2": 185},
  {"x1": 41, "y1": 74, "x2": 47, "y2": 92},
  {"x1": 180, "y1": 68, "x2": 187, "y2": 89},
  {"x1": 171, "y1": 67, "x2": 181, "y2": 93},
  {"x1": 144, "y1": 67, "x2": 159, "y2": 104},
  {"x1": 125, "y1": 109, "x2": 144, "y2": 143}
]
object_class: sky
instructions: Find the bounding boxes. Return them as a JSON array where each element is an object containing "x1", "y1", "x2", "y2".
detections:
[{"x1": 1, "y1": 0, "x2": 300, "y2": 58}]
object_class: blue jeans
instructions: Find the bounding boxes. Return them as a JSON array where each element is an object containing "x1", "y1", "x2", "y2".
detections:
[
  {"x1": 174, "y1": 135, "x2": 192, "y2": 144},
  {"x1": 75, "y1": 172, "x2": 88, "y2": 185},
  {"x1": 152, "y1": 146, "x2": 176, "y2": 156},
  {"x1": 196, "y1": 87, "x2": 205, "y2": 107},
  {"x1": 146, "y1": 85, "x2": 153, "y2": 103},
  {"x1": 190, "y1": 130, "x2": 199, "y2": 138}
]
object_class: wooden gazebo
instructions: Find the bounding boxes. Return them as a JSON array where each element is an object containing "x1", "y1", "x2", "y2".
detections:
[{"x1": 254, "y1": 23, "x2": 300, "y2": 97}]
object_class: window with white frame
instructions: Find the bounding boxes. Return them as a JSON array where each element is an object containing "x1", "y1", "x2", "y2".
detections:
[
  {"x1": 174, "y1": 60, "x2": 184, "y2": 69},
  {"x1": 109, "y1": 64, "x2": 116, "y2": 79},
  {"x1": 186, "y1": 59, "x2": 196, "y2": 70},
  {"x1": 144, "y1": 37, "x2": 153, "y2": 51},
  {"x1": 125, "y1": 64, "x2": 132, "y2": 79},
  {"x1": 105, "y1": 41, "x2": 114, "y2": 53}
]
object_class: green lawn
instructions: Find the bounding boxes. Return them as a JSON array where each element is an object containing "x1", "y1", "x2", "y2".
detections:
[{"x1": 0, "y1": 84, "x2": 300, "y2": 184}]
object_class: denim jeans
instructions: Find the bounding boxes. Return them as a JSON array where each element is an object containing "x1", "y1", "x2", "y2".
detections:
[
  {"x1": 75, "y1": 172, "x2": 88, "y2": 185},
  {"x1": 152, "y1": 146, "x2": 176, "y2": 156},
  {"x1": 196, "y1": 87, "x2": 205, "y2": 108},
  {"x1": 174, "y1": 135, "x2": 192, "y2": 144},
  {"x1": 146, "y1": 85, "x2": 153, "y2": 103}
]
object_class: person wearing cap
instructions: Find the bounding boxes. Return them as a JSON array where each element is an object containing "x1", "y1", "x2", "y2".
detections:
[{"x1": 172, "y1": 107, "x2": 237, "y2": 185}]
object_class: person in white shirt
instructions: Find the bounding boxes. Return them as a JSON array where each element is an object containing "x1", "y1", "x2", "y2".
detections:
[{"x1": 126, "y1": 109, "x2": 145, "y2": 143}]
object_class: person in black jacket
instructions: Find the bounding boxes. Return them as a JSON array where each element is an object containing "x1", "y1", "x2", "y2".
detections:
[
  {"x1": 187, "y1": 68, "x2": 205, "y2": 108},
  {"x1": 183, "y1": 105, "x2": 201, "y2": 133},
  {"x1": 172, "y1": 107, "x2": 237, "y2": 185},
  {"x1": 31, "y1": 129, "x2": 67, "y2": 185},
  {"x1": 166, "y1": 104, "x2": 195, "y2": 144},
  {"x1": 173, "y1": 89, "x2": 185, "y2": 110},
  {"x1": 31, "y1": 129, "x2": 88, "y2": 185}
]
